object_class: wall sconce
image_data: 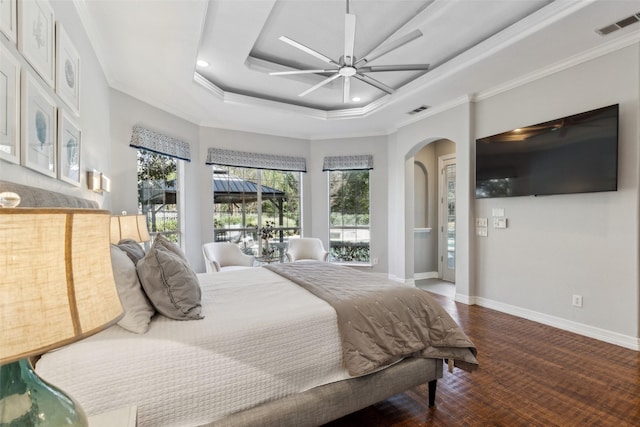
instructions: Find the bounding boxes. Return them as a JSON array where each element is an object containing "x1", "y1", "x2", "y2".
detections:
[
  {"x1": 101, "y1": 175, "x2": 111, "y2": 193},
  {"x1": 87, "y1": 170, "x2": 111, "y2": 193}
]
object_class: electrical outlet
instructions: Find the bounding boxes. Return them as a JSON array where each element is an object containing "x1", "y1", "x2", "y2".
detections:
[
  {"x1": 572, "y1": 294, "x2": 583, "y2": 308},
  {"x1": 372, "y1": 257, "x2": 379, "y2": 265}
]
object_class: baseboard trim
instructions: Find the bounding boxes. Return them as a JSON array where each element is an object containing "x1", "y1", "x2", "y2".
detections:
[
  {"x1": 474, "y1": 297, "x2": 640, "y2": 351},
  {"x1": 414, "y1": 272, "x2": 439, "y2": 280},
  {"x1": 454, "y1": 294, "x2": 476, "y2": 305},
  {"x1": 388, "y1": 274, "x2": 413, "y2": 285}
]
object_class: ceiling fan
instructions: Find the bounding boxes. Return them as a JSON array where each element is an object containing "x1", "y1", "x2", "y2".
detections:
[{"x1": 269, "y1": 0, "x2": 429, "y2": 103}]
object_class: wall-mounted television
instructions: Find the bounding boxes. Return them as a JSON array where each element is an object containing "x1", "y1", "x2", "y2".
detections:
[{"x1": 475, "y1": 104, "x2": 619, "y2": 199}]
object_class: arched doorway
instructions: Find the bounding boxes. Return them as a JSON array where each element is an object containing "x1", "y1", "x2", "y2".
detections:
[{"x1": 408, "y1": 138, "x2": 456, "y2": 297}]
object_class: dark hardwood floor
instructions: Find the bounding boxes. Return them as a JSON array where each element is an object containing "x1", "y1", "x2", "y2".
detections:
[{"x1": 325, "y1": 293, "x2": 640, "y2": 426}]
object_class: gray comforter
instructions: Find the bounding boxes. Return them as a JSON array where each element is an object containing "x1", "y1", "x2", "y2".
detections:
[{"x1": 266, "y1": 262, "x2": 478, "y2": 377}]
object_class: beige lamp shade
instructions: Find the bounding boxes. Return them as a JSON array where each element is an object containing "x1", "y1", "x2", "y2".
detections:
[
  {"x1": 0, "y1": 208, "x2": 124, "y2": 365},
  {"x1": 110, "y1": 214, "x2": 150, "y2": 244}
]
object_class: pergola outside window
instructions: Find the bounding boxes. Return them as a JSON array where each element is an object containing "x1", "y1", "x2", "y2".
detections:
[{"x1": 212, "y1": 166, "x2": 301, "y2": 258}]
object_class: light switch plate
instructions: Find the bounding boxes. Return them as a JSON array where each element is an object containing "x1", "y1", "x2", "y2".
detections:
[
  {"x1": 475, "y1": 218, "x2": 488, "y2": 227},
  {"x1": 493, "y1": 218, "x2": 507, "y2": 228},
  {"x1": 477, "y1": 227, "x2": 488, "y2": 237}
]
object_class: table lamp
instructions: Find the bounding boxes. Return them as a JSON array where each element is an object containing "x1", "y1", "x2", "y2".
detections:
[
  {"x1": 110, "y1": 214, "x2": 150, "y2": 244},
  {"x1": 0, "y1": 207, "x2": 124, "y2": 426}
]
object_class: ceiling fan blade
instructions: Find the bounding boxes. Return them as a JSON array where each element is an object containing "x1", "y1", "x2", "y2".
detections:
[
  {"x1": 299, "y1": 73, "x2": 341, "y2": 97},
  {"x1": 358, "y1": 64, "x2": 430, "y2": 73},
  {"x1": 356, "y1": 29, "x2": 423, "y2": 66},
  {"x1": 343, "y1": 76, "x2": 351, "y2": 103},
  {"x1": 344, "y1": 14, "x2": 356, "y2": 66},
  {"x1": 279, "y1": 36, "x2": 339, "y2": 66},
  {"x1": 270, "y1": 69, "x2": 336, "y2": 76},
  {"x1": 354, "y1": 73, "x2": 395, "y2": 95}
]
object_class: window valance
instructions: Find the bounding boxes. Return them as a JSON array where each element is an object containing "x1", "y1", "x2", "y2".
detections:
[
  {"x1": 322, "y1": 155, "x2": 373, "y2": 171},
  {"x1": 130, "y1": 125, "x2": 192, "y2": 162},
  {"x1": 206, "y1": 148, "x2": 307, "y2": 172}
]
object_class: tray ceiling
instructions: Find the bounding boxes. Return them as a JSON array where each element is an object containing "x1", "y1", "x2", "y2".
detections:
[{"x1": 76, "y1": 0, "x2": 640, "y2": 139}]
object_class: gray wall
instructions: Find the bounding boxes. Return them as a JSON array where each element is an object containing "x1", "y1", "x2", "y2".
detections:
[
  {"x1": 0, "y1": 1, "x2": 111, "y2": 207},
  {"x1": 389, "y1": 44, "x2": 639, "y2": 347},
  {"x1": 473, "y1": 45, "x2": 639, "y2": 342}
]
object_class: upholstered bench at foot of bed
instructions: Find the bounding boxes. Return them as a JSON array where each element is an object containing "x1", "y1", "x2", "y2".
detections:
[{"x1": 206, "y1": 357, "x2": 443, "y2": 427}]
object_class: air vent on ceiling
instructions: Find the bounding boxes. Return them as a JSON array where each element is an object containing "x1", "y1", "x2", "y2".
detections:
[
  {"x1": 408, "y1": 105, "x2": 430, "y2": 115},
  {"x1": 595, "y1": 12, "x2": 640, "y2": 36}
]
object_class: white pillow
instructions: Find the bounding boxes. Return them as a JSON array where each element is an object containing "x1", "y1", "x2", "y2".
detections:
[{"x1": 110, "y1": 245, "x2": 155, "y2": 333}]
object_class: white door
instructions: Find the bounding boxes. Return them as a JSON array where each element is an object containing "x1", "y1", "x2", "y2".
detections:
[{"x1": 439, "y1": 156, "x2": 456, "y2": 282}]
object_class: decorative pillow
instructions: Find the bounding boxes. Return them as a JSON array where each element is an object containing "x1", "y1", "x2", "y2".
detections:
[
  {"x1": 110, "y1": 245, "x2": 155, "y2": 333},
  {"x1": 152, "y1": 234, "x2": 189, "y2": 262},
  {"x1": 137, "y1": 244, "x2": 204, "y2": 320},
  {"x1": 117, "y1": 239, "x2": 146, "y2": 265}
]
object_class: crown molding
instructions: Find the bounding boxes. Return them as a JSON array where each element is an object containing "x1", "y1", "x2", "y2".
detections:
[
  {"x1": 475, "y1": 28, "x2": 640, "y2": 102},
  {"x1": 193, "y1": 72, "x2": 396, "y2": 120}
]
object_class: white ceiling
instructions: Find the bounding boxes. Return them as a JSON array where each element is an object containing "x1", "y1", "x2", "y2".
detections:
[{"x1": 76, "y1": 0, "x2": 640, "y2": 140}]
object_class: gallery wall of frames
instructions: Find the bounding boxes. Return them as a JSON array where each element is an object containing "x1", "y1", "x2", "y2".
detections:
[{"x1": 1, "y1": 0, "x2": 85, "y2": 187}]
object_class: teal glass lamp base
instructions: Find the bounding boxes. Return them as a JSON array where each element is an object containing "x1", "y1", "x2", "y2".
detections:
[{"x1": 0, "y1": 359, "x2": 88, "y2": 426}]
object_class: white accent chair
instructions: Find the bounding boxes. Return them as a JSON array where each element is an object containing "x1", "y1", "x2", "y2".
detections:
[
  {"x1": 202, "y1": 242, "x2": 255, "y2": 272},
  {"x1": 285, "y1": 238, "x2": 329, "y2": 262}
]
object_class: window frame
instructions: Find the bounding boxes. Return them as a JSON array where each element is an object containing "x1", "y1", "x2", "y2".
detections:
[
  {"x1": 136, "y1": 148, "x2": 182, "y2": 245},
  {"x1": 211, "y1": 165, "x2": 302, "y2": 258},
  {"x1": 327, "y1": 168, "x2": 371, "y2": 265}
]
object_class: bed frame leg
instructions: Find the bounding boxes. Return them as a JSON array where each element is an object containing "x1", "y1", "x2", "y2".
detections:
[{"x1": 428, "y1": 379, "x2": 437, "y2": 407}]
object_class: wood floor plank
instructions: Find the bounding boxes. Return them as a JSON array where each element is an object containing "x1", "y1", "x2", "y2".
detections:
[{"x1": 324, "y1": 292, "x2": 640, "y2": 426}]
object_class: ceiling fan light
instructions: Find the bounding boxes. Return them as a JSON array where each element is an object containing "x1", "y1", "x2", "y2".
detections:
[{"x1": 339, "y1": 66, "x2": 356, "y2": 77}]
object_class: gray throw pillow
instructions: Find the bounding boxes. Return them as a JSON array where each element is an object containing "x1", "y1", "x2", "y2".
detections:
[
  {"x1": 137, "y1": 245, "x2": 204, "y2": 320},
  {"x1": 117, "y1": 239, "x2": 146, "y2": 265},
  {"x1": 110, "y1": 245, "x2": 155, "y2": 333},
  {"x1": 153, "y1": 234, "x2": 188, "y2": 261}
]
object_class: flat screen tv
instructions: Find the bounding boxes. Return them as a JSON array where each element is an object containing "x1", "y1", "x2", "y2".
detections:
[{"x1": 475, "y1": 104, "x2": 619, "y2": 199}]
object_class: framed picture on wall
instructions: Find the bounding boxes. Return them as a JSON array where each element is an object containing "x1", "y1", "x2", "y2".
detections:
[
  {"x1": 0, "y1": 44, "x2": 20, "y2": 164},
  {"x1": 18, "y1": 0, "x2": 55, "y2": 87},
  {"x1": 0, "y1": 0, "x2": 17, "y2": 43},
  {"x1": 56, "y1": 24, "x2": 81, "y2": 115},
  {"x1": 21, "y1": 71, "x2": 57, "y2": 178},
  {"x1": 57, "y1": 111, "x2": 81, "y2": 186}
]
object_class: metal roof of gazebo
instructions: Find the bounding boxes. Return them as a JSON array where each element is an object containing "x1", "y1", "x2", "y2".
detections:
[
  {"x1": 140, "y1": 175, "x2": 286, "y2": 206},
  {"x1": 213, "y1": 175, "x2": 286, "y2": 204}
]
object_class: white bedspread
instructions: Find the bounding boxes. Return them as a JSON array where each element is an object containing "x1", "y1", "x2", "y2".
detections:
[{"x1": 36, "y1": 268, "x2": 350, "y2": 427}]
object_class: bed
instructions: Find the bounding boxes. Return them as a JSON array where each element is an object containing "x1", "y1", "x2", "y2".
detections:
[{"x1": 1, "y1": 180, "x2": 478, "y2": 427}]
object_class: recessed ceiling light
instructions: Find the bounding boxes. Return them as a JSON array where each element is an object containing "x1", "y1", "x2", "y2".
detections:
[
  {"x1": 196, "y1": 59, "x2": 209, "y2": 67},
  {"x1": 352, "y1": 97, "x2": 361, "y2": 102}
]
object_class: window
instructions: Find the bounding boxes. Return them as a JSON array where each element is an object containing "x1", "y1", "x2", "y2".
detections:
[
  {"x1": 137, "y1": 150, "x2": 180, "y2": 243},
  {"x1": 212, "y1": 166, "x2": 301, "y2": 258},
  {"x1": 329, "y1": 169, "x2": 370, "y2": 263}
]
